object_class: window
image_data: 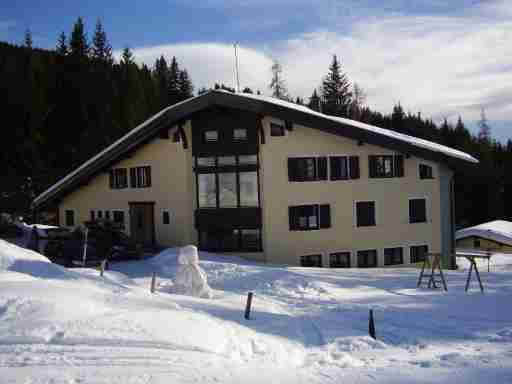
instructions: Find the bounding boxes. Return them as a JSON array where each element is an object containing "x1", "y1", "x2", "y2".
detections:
[
  {"x1": 474, "y1": 239, "x2": 481, "y2": 248},
  {"x1": 289, "y1": 204, "x2": 330, "y2": 231},
  {"x1": 300, "y1": 254, "x2": 322, "y2": 267},
  {"x1": 239, "y1": 172, "x2": 258, "y2": 207},
  {"x1": 384, "y1": 247, "x2": 403, "y2": 265},
  {"x1": 330, "y1": 252, "x2": 351, "y2": 268},
  {"x1": 270, "y1": 122, "x2": 285, "y2": 137},
  {"x1": 196, "y1": 156, "x2": 259, "y2": 209},
  {"x1": 330, "y1": 156, "x2": 360, "y2": 180},
  {"x1": 109, "y1": 168, "x2": 128, "y2": 189},
  {"x1": 199, "y1": 228, "x2": 261, "y2": 252},
  {"x1": 65, "y1": 210, "x2": 75, "y2": 227},
  {"x1": 218, "y1": 173, "x2": 237, "y2": 208},
  {"x1": 163, "y1": 210, "x2": 170, "y2": 225},
  {"x1": 98, "y1": 210, "x2": 103, "y2": 219},
  {"x1": 90, "y1": 210, "x2": 95, "y2": 221},
  {"x1": 369, "y1": 155, "x2": 404, "y2": 178},
  {"x1": 130, "y1": 166, "x2": 151, "y2": 188},
  {"x1": 419, "y1": 164, "x2": 434, "y2": 179},
  {"x1": 204, "y1": 130, "x2": 218, "y2": 142},
  {"x1": 409, "y1": 198, "x2": 427, "y2": 223},
  {"x1": 410, "y1": 245, "x2": 428, "y2": 263},
  {"x1": 357, "y1": 250, "x2": 377, "y2": 268},
  {"x1": 233, "y1": 128, "x2": 247, "y2": 141},
  {"x1": 355, "y1": 201, "x2": 376, "y2": 227},
  {"x1": 105, "y1": 211, "x2": 110, "y2": 220},
  {"x1": 113, "y1": 210, "x2": 125, "y2": 229},
  {"x1": 288, "y1": 157, "x2": 327, "y2": 182},
  {"x1": 240, "y1": 229, "x2": 261, "y2": 251},
  {"x1": 198, "y1": 173, "x2": 217, "y2": 208}
]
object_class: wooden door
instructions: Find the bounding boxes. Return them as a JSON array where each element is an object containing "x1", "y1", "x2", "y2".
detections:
[{"x1": 129, "y1": 202, "x2": 155, "y2": 245}]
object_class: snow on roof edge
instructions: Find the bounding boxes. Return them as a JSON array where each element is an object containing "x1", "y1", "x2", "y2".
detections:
[{"x1": 456, "y1": 220, "x2": 512, "y2": 247}]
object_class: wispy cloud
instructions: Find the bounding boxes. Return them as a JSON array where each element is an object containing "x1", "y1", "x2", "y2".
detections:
[{"x1": 128, "y1": 0, "x2": 511, "y2": 139}]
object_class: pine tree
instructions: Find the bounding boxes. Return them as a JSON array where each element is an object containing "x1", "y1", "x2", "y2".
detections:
[
  {"x1": 478, "y1": 107, "x2": 491, "y2": 143},
  {"x1": 168, "y1": 56, "x2": 181, "y2": 105},
  {"x1": 178, "y1": 69, "x2": 193, "y2": 100},
  {"x1": 269, "y1": 61, "x2": 289, "y2": 100},
  {"x1": 321, "y1": 55, "x2": 351, "y2": 117},
  {"x1": 92, "y1": 19, "x2": 113, "y2": 64},
  {"x1": 391, "y1": 103, "x2": 405, "y2": 133},
  {"x1": 308, "y1": 89, "x2": 321, "y2": 111},
  {"x1": 69, "y1": 17, "x2": 89, "y2": 57},
  {"x1": 350, "y1": 83, "x2": 366, "y2": 120},
  {"x1": 120, "y1": 47, "x2": 134, "y2": 65},
  {"x1": 153, "y1": 55, "x2": 169, "y2": 108},
  {"x1": 24, "y1": 29, "x2": 33, "y2": 48},
  {"x1": 56, "y1": 32, "x2": 68, "y2": 55}
]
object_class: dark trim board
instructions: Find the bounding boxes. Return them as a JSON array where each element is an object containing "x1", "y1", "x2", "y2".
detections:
[{"x1": 33, "y1": 90, "x2": 478, "y2": 210}]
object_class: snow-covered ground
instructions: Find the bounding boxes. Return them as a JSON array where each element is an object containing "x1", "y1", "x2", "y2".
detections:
[{"x1": 1, "y1": 240, "x2": 511, "y2": 383}]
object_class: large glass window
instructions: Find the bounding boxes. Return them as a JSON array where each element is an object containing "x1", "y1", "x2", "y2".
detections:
[
  {"x1": 218, "y1": 173, "x2": 237, "y2": 208},
  {"x1": 240, "y1": 172, "x2": 258, "y2": 207},
  {"x1": 199, "y1": 228, "x2": 262, "y2": 252},
  {"x1": 198, "y1": 173, "x2": 216, "y2": 207}
]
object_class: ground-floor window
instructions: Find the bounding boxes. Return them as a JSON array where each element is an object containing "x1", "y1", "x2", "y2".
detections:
[
  {"x1": 329, "y1": 252, "x2": 351, "y2": 268},
  {"x1": 357, "y1": 249, "x2": 377, "y2": 268},
  {"x1": 199, "y1": 228, "x2": 262, "y2": 252},
  {"x1": 300, "y1": 254, "x2": 322, "y2": 267},
  {"x1": 384, "y1": 247, "x2": 403, "y2": 265},
  {"x1": 65, "y1": 210, "x2": 75, "y2": 227},
  {"x1": 410, "y1": 245, "x2": 429, "y2": 263}
]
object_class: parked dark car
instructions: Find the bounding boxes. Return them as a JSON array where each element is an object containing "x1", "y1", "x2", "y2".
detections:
[{"x1": 45, "y1": 220, "x2": 142, "y2": 267}]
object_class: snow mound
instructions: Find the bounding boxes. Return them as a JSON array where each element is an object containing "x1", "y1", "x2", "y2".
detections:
[
  {"x1": 173, "y1": 246, "x2": 213, "y2": 299},
  {"x1": 0, "y1": 239, "x2": 73, "y2": 279}
]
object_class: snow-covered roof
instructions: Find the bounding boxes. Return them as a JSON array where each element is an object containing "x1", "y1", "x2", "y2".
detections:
[
  {"x1": 233, "y1": 91, "x2": 478, "y2": 164},
  {"x1": 33, "y1": 90, "x2": 478, "y2": 209},
  {"x1": 456, "y1": 220, "x2": 512, "y2": 247}
]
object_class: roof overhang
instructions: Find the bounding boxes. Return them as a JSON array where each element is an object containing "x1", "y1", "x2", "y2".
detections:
[{"x1": 32, "y1": 90, "x2": 479, "y2": 210}]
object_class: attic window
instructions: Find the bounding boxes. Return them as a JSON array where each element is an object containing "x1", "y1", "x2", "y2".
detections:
[
  {"x1": 419, "y1": 164, "x2": 434, "y2": 179},
  {"x1": 204, "y1": 130, "x2": 218, "y2": 142}
]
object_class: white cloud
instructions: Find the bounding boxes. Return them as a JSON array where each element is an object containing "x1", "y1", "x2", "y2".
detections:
[{"x1": 128, "y1": 0, "x2": 511, "y2": 138}]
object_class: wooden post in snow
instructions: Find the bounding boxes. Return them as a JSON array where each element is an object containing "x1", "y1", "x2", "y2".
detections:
[
  {"x1": 150, "y1": 272, "x2": 157, "y2": 293},
  {"x1": 82, "y1": 227, "x2": 89, "y2": 267},
  {"x1": 369, "y1": 309, "x2": 376, "y2": 340},
  {"x1": 244, "y1": 292, "x2": 253, "y2": 320},
  {"x1": 100, "y1": 260, "x2": 107, "y2": 277}
]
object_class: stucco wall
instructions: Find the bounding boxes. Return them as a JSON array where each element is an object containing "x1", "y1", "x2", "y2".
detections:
[
  {"x1": 259, "y1": 117, "x2": 442, "y2": 267},
  {"x1": 59, "y1": 122, "x2": 196, "y2": 247}
]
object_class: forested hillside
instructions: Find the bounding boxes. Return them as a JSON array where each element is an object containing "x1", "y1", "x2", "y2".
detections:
[{"x1": 1, "y1": 18, "x2": 510, "y2": 227}]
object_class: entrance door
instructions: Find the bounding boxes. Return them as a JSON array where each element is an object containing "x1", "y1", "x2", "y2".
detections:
[{"x1": 129, "y1": 202, "x2": 155, "y2": 245}]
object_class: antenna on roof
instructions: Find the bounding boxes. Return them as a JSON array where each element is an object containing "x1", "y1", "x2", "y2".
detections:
[{"x1": 234, "y1": 42, "x2": 240, "y2": 93}]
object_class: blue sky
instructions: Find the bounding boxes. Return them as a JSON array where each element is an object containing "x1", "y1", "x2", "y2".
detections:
[{"x1": 1, "y1": 0, "x2": 511, "y2": 141}]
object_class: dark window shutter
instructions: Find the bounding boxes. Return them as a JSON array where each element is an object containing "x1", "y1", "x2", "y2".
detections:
[
  {"x1": 330, "y1": 157, "x2": 340, "y2": 180},
  {"x1": 146, "y1": 166, "x2": 152, "y2": 187},
  {"x1": 349, "y1": 156, "x2": 360, "y2": 179},
  {"x1": 90, "y1": 210, "x2": 95, "y2": 221},
  {"x1": 317, "y1": 157, "x2": 328, "y2": 180},
  {"x1": 130, "y1": 168, "x2": 136, "y2": 188},
  {"x1": 319, "y1": 204, "x2": 331, "y2": 228},
  {"x1": 394, "y1": 155, "x2": 404, "y2": 177},
  {"x1": 369, "y1": 156, "x2": 377, "y2": 178},
  {"x1": 109, "y1": 170, "x2": 115, "y2": 189},
  {"x1": 288, "y1": 158, "x2": 297, "y2": 181}
]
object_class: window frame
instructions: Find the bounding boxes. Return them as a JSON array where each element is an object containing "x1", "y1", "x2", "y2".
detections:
[
  {"x1": 329, "y1": 251, "x2": 351, "y2": 268},
  {"x1": 418, "y1": 163, "x2": 434, "y2": 179},
  {"x1": 300, "y1": 254, "x2": 323, "y2": 268},
  {"x1": 384, "y1": 246, "x2": 404, "y2": 266},
  {"x1": 357, "y1": 249, "x2": 378, "y2": 268},
  {"x1": 112, "y1": 209, "x2": 126, "y2": 229},
  {"x1": 233, "y1": 128, "x2": 248, "y2": 142},
  {"x1": 289, "y1": 204, "x2": 320, "y2": 231},
  {"x1": 204, "y1": 129, "x2": 219, "y2": 143},
  {"x1": 369, "y1": 154, "x2": 404, "y2": 178},
  {"x1": 130, "y1": 166, "x2": 152, "y2": 188},
  {"x1": 109, "y1": 168, "x2": 128, "y2": 189},
  {"x1": 409, "y1": 197, "x2": 428, "y2": 224},
  {"x1": 288, "y1": 155, "x2": 327, "y2": 182},
  {"x1": 354, "y1": 200, "x2": 377, "y2": 227}
]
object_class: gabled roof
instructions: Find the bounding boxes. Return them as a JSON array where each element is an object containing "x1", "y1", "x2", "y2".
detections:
[
  {"x1": 456, "y1": 220, "x2": 512, "y2": 247},
  {"x1": 33, "y1": 90, "x2": 478, "y2": 209}
]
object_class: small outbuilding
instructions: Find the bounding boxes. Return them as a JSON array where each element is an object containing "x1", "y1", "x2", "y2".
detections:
[{"x1": 456, "y1": 220, "x2": 512, "y2": 252}]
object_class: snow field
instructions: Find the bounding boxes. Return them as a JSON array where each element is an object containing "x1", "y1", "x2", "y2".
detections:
[{"x1": 1, "y1": 240, "x2": 512, "y2": 383}]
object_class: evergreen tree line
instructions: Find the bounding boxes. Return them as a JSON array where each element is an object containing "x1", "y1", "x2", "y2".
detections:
[
  {"x1": 1, "y1": 24, "x2": 511, "y2": 227},
  {"x1": 0, "y1": 18, "x2": 193, "y2": 213}
]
